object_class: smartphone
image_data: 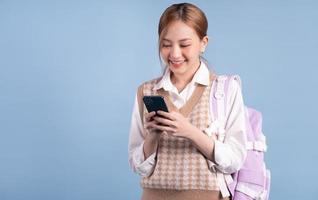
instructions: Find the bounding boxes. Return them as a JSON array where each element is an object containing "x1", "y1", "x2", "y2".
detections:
[{"x1": 143, "y1": 95, "x2": 169, "y2": 114}]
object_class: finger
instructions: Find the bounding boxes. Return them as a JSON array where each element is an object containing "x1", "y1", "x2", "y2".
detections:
[
  {"x1": 166, "y1": 130, "x2": 177, "y2": 136},
  {"x1": 157, "y1": 110, "x2": 176, "y2": 121},
  {"x1": 146, "y1": 111, "x2": 156, "y2": 119},
  {"x1": 164, "y1": 130, "x2": 180, "y2": 138},
  {"x1": 153, "y1": 123, "x2": 176, "y2": 133},
  {"x1": 146, "y1": 121, "x2": 162, "y2": 134},
  {"x1": 154, "y1": 116, "x2": 176, "y2": 127},
  {"x1": 145, "y1": 111, "x2": 156, "y2": 122},
  {"x1": 146, "y1": 120, "x2": 164, "y2": 129},
  {"x1": 145, "y1": 120, "x2": 156, "y2": 129},
  {"x1": 145, "y1": 123, "x2": 151, "y2": 129}
]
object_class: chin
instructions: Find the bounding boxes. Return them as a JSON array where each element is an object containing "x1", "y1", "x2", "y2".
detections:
[{"x1": 169, "y1": 66, "x2": 187, "y2": 75}]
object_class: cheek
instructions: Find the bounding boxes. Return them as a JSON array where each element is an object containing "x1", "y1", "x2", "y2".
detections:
[
  {"x1": 160, "y1": 49, "x2": 169, "y2": 60},
  {"x1": 160, "y1": 47, "x2": 199, "y2": 60},
  {"x1": 183, "y1": 48, "x2": 199, "y2": 59},
  {"x1": 193, "y1": 45, "x2": 203, "y2": 56}
]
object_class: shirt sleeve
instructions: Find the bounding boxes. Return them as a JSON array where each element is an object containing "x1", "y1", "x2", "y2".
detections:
[
  {"x1": 213, "y1": 79, "x2": 247, "y2": 174},
  {"x1": 128, "y1": 94, "x2": 157, "y2": 177}
]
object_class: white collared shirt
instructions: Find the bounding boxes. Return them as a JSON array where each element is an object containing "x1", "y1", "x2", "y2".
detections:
[
  {"x1": 128, "y1": 62, "x2": 247, "y2": 181},
  {"x1": 153, "y1": 62, "x2": 210, "y2": 109}
]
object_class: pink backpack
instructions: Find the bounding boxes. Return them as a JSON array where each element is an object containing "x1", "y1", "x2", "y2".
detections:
[{"x1": 210, "y1": 75, "x2": 271, "y2": 200}]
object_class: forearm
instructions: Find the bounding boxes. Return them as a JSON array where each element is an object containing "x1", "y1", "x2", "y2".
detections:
[
  {"x1": 143, "y1": 133, "x2": 161, "y2": 159},
  {"x1": 188, "y1": 127, "x2": 215, "y2": 161}
]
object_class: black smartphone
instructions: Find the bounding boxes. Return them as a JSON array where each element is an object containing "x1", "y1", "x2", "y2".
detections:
[{"x1": 143, "y1": 95, "x2": 169, "y2": 115}]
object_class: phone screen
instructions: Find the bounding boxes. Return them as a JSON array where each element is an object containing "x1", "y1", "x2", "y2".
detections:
[{"x1": 142, "y1": 95, "x2": 169, "y2": 114}]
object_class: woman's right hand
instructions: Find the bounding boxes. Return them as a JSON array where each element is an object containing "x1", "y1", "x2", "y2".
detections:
[
  {"x1": 144, "y1": 111, "x2": 162, "y2": 137},
  {"x1": 143, "y1": 111, "x2": 162, "y2": 159}
]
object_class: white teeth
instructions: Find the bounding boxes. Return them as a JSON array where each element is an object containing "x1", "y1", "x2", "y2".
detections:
[{"x1": 170, "y1": 60, "x2": 184, "y2": 64}]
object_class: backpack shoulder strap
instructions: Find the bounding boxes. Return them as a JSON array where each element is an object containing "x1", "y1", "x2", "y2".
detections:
[
  {"x1": 206, "y1": 74, "x2": 243, "y2": 142},
  {"x1": 210, "y1": 75, "x2": 242, "y2": 120},
  {"x1": 214, "y1": 75, "x2": 227, "y2": 121}
]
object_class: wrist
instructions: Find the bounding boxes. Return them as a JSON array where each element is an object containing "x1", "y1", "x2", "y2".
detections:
[
  {"x1": 147, "y1": 131, "x2": 161, "y2": 141},
  {"x1": 143, "y1": 132, "x2": 161, "y2": 159},
  {"x1": 186, "y1": 125, "x2": 199, "y2": 141}
]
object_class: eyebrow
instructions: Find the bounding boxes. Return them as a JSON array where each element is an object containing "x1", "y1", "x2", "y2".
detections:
[{"x1": 162, "y1": 38, "x2": 192, "y2": 42}]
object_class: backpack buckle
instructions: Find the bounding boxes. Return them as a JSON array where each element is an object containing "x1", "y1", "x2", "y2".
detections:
[
  {"x1": 214, "y1": 92, "x2": 224, "y2": 99},
  {"x1": 246, "y1": 141, "x2": 267, "y2": 152}
]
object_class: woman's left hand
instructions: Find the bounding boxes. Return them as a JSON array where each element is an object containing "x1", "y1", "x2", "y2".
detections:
[{"x1": 152, "y1": 110, "x2": 197, "y2": 139}]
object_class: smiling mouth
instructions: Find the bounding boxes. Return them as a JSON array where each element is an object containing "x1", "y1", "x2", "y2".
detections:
[{"x1": 169, "y1": 60, "x2": 185, "y2": 68}]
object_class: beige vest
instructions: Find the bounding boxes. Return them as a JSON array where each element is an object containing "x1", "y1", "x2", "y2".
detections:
[{"x1": 137, "y1": 73, "x2": 221, "y2": 193}]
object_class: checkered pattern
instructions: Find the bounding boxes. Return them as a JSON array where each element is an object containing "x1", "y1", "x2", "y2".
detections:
[{"x1": 140, "y1": 77, "x2": 219, "y2": 191}]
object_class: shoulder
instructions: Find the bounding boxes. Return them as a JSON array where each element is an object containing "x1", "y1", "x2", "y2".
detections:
[
  {"x1": 137, "y1": 76, "x2": 163, "y2": 92},
  {"x1": 213, "y1": 74, "x2": 243, "y2": 101},
  {"x1": 215, "y1": 74, "x2": 242, "y2": 91}
]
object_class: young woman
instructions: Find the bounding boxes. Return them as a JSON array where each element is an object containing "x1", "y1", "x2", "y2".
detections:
[{"x1": 128, "y1": 3, "x2": 247, "y2": 200}]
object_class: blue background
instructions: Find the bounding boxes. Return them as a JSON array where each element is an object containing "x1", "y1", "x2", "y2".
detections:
[{"x1": 1, "y1": 0, "x2": 317, "y2": 199}]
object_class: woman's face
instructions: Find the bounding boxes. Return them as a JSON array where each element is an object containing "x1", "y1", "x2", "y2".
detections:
[{"x1": 160, "y1": 20, "x2": 208, "y2": 77}]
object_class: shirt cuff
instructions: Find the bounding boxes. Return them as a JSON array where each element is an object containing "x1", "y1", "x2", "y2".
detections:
[
  {"x1": 133, "y1": 142, "x2": 157, "y2": 177},
  {"x1": 214, "y1": 140, "x2": 233, "y2": 173},
  {"x1": 206, "y1": 159, "x2": 217, "y2": 172}
]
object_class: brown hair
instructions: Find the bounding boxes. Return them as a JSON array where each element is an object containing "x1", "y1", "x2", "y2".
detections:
[
  {"x1": 158, "y1": 3, "x2": 208, "y2": 66},
  {"x1": 158, "y1": 3, "x2": 208, "y2": 44}
]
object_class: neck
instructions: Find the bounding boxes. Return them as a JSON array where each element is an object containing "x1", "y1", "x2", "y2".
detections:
[
  {"x1": 171, "y1": 60, "x2": 201, "y2": 86},
  {"x1": 170, "y1": 60, "x2": 201, "y2": 93}
]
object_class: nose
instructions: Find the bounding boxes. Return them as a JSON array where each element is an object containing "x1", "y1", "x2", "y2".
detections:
[{"x1": 169, "y1": 45, "x2": 182, "y2": 59}]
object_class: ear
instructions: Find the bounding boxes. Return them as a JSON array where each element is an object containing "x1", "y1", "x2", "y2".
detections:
[{"x1": 200, "y1": 36, "x2": 209, "y2": 53}]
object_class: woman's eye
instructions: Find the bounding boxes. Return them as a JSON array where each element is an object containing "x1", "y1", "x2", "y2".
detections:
[
  {"x1": 180, "y1": 44, "x2": 191, "y2": 48},
  {"x1": 162, "y1": 44, "x2": 171, "y2": 48}
]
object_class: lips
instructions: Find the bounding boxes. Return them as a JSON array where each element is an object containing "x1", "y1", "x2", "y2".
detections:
[{"x1": 169, "y1": 59, "x2": 185, "y2": 68}]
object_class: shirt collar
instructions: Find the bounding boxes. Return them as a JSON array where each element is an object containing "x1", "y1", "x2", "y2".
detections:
[{"x1": 153, "y1": 61, "x2": 210, "y2": 91}]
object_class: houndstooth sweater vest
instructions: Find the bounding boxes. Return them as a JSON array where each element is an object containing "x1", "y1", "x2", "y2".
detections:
[{"x1": 138, "y1": 73, "x2": 219, "y2": 191}]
